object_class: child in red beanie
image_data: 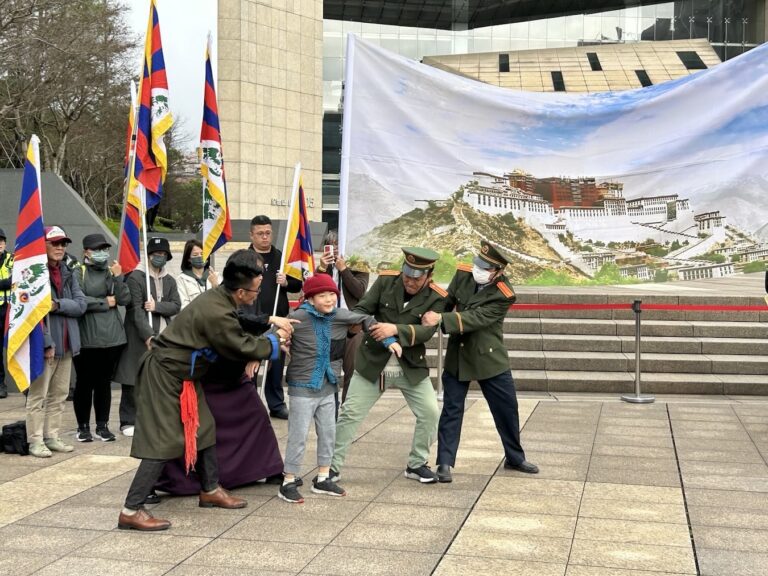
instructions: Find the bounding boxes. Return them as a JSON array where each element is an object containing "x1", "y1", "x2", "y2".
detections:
[{"x1": 278, "y1": 273, "x2": 400, "y2": 503}]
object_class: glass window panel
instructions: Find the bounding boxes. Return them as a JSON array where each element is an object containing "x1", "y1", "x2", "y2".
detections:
[
  {"x1": 509, "y1": 22, "x2": 528, "y2": 38},
  {"x1": 641, "y1": 5, "x2": 657, "y2": 18},
  {"x1": 399, "y1": 37, "x2": 418, "y2": 58},
  {"x1": 584, "y1": 16, "x2": 602, "y2": 42},
  {"x1": 529, "y1": 19, "x2": 547, "y2": 39},
  {"x1": 324, "y1": 20, "x2": 342, "y2": 33},
  {"x1": 324, "y1": 34, "x2": 343, "y2": 59},
  {"x1": 323, "y1": 57, "x2": 342, "y2": 82},
  {"x1": 492, "y1": 38, "x2": 511, "y2": 51},
  {"x1": 509, "y1": 38, "x2": 529, "y2": 51},
  {"x1": 380, "y1": 36, "x2": 400, "y2": 52},
  {"x1": 656, "y1": 3, "x2": 674, "y2": 18},
  {"x1": 602, "y1": 17, "x2": 621, "y2": 40},
  {"x1": 547, "y1": 17, "x2": 565, "y2": 40},
  {"x1": 436, "y1": 37, "x2": 453, "y2": 55},
  {"x1": 419, "y1": 38, "x2": 438, "y2": 56},
  {"x1": 564, "y1": 15, "x2": 584, "y2": 40},
  {"x1": 471, "y1": 37, "x2": 493, "y2": 53}
]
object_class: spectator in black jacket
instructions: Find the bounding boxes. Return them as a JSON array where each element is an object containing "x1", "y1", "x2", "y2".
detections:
[
  {"x1": 0, "y1": 228, "x2": 13, "y2": 399},
  {"x1": 246, "y1": 215, "x2": 302, "y2": 418}
]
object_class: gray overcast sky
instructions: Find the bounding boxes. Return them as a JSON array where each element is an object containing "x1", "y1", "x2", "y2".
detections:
[{"x1": 125, "y1": 0, "x2": 218, "y2": 149}]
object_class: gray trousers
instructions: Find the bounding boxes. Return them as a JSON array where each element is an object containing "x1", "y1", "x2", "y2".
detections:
[
  {"x1": 26, "y1": 352, "x2": 72, "y2": 444},
  {"x1": 284, "y1": 393, "x2": 336, "y2": 475}
]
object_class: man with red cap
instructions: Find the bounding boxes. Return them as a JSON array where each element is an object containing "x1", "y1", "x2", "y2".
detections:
[{"x1": 26, "y1": 226, "x2": 87, "y2": 457}]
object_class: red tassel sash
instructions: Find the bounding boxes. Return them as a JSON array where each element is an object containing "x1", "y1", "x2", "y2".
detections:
[{"x1": 180, "y1": 379, "x2": 199, "y2": 474}]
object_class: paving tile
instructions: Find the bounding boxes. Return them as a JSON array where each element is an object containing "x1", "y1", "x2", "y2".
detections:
[
  {"x1": 301, "y1": 545, "x2": 441, "y2": 575},
  {"x1": 73, "y1": 531, "x2": 211, "y2": 563},
  {"x1": 693, "y1": 525, "x2": 768, "y2": 552},
  {"x1": 0, "y1": 464, "x2": 41, "y2": 482},
  {"x1": 593, "y1": 434, "x2": 674, "y2": 448},
  {"x1": 591, "y1": 444, "x2": 676, "y2": 459},
  {"x1": 222, "y1": 515, "x2": 348, "y2": 544},
  {"x1": 582, "y1": 483, "x2": 683, "y2": 504},
  {"x1": 518, "y1": 440, "x2": 593, "y2": 454},
  {"x1": 0, "y1": 524, "x2": 98, "y2": 555},
  {"x1": 185, "y1": 538, "x2": 321, "y2": 572},
  {"x1": 253, "y1": 497, "x2": 368, "y2": 522},
  {"x1": 682, "y1": 474, "x2": 768, "y2": 492},
  {"x1": 575, "y1": 517, "x2": 691, "y2": 547},
  {"x1": 332, "y1": 520, "x2": 457, "y2": 553},
  {"x1": 598, "y1": 417, "x2": 670, "y2": 429},
  {"x1": 315, "y1": 466, "x2": 399, "y2": 501},
  {"x1": 447, "y1": 527, "x2": 572, "y2": 563},
  {"x1": 588, "y1": 455, "x2": 679, "y2": 472},
  {"x1": 697, "y1": 548, "x2": 768, "y2": 576},
  {"x1": 374, "y1": 484, "x2": 481, "y2": 508},
  {"x1": 151, "y1": 494, "x2": 268, "y2": 516},
  {"x1": 486, "y1": 476, "x2": 585, "y2": 498},
  {"x1": 569, "y1": 539, "x2": 696, "y2": 574},
  {"x1": 434, "y1": 555, "x2": 565, "y2": 576},
  {"x1": 499, "y1": 462, "x2": 588, "y2": 481},
  {"x1": 463, "y1": 509, "x2": 576, "y2": 538},
  {"x1": 566, "y1": 567, "x2": 688, "y2": 576},
  {"x1": 30, "y1": 557, "x2": 173, "y2": 576},
  {"x1": 16, "y1": 504, "x2": 119, "y2": 531},
  {"x1": 685, "y1": 488, "x2": 768, "y2": 510},
  {"x1": 598, "y1": 425, "x2": 671, "y2": 438},
  {"x1": 476, "y1": 491, "x2": 582, "y2": 516},
  {"x1": 674, "y1": 449, "x2": 764, "y2": 463},
  {"x1": 0, "y1": 550, "x2": 59, "y2": 576},
  {"x1": 356, "y1": 502, "x2": 468, "y2": 527},
  {"x1": 578, "y1": 497, "x2": 688, "y2": 524},
  {"x1": 587, "y1": 467, "x2": 680, "y2": 487},
  {"x1": 688, "y1": 506, "x2": 768, "y2": 530},
  {"x1": 165, "y1": 567, "x2": 293, "y2": 576},
  {"x1": 680, "y1": 461, "x2": 768, "y2": 477}
]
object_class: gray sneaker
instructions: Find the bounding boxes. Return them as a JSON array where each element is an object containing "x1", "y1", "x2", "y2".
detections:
[
  {"x1": 312, "y1": 478, "x2": 346, "y2": 497},
  {"x1": 29, "y1": 442, "x2": 52, "y2": 458},
  {"x1": 278, "y1": 482, "x2": 304, "y2": 504},
  {"x1": 44, "y1": 437, "x2": 74, "y2": 453},
  {"x1": 404, "y1": 464, "x2": 438, "y2": 484}
]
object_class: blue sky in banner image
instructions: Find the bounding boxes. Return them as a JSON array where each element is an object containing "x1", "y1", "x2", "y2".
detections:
[{"x1": 345, "y1": 36, "x2": 768, "y2": 239}]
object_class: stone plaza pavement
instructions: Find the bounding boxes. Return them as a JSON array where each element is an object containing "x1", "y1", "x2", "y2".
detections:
[{"x1": 2, "y1": 390, "x2": 768, "y2": 576}]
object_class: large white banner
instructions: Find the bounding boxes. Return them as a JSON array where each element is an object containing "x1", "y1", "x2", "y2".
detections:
[{"x1": 340, "y1": 36, "x2": 768, "y2": 284}]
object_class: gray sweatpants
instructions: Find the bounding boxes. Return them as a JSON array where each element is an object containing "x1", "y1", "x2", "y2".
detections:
[{"x1": 284, "y1": 393, "x2": 336, "y2": 475}]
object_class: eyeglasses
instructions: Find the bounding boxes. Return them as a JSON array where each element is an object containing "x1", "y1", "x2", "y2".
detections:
[{"x1": 240, "y1": 287, "x2": 260, "y2": 294}]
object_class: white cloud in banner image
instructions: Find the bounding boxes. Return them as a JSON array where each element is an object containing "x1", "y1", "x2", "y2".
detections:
[
  {"x1": 125, "y1": 0, "x2": 217, "y2": 149},
  {"x1": 341, "y1": 36, "x2": 768, "y2": 255}
]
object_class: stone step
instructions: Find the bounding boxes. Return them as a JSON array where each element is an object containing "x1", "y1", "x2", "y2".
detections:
[
  {"x1": 501, "y1": 318, "x2": 768, "y2": 339},
  {"x1": 493, "y1": 334, "x2": 768, "y2": 355},
  {"x1": 423, "y1": 349, "x2": 768, "y2": 375}
]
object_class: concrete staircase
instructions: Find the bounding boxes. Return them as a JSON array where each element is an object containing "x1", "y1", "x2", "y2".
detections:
[{"x1": 425, "y1": 291, "x2": 768, "y2": 395}]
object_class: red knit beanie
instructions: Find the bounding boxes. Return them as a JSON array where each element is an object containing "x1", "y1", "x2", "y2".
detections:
[{"x1": 303, "y1": 273, "x2": 340, "y2": 299}]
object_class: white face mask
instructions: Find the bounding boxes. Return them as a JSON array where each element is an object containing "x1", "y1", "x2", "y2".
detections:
[{"x1": 472, "y1": 265, "x2": 495, "y2": 285}]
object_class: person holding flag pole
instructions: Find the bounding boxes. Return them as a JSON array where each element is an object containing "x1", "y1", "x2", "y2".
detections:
[{"x1": 249, "y1": 163, "x2": 308, "y2": 417}]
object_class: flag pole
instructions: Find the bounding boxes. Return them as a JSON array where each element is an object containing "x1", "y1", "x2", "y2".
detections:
[
  {"x1": 259, "y1": 161, "x2": 302, "y2": 402},
  {"x1": 126, "y1": 78, "x2": 154, "y2": 327}
]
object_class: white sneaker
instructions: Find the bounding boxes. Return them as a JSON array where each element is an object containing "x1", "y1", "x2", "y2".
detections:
[{"x1": 121, "y1": 425, "x2": 135, "y2": 437}]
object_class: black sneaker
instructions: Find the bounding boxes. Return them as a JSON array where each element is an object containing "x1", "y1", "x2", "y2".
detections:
[
  {"x1": 328, "y1": 468, "x2": 340, "y2": 482},
  {"x1": 312, "y1": 477, "x2": 346, "y2": 497},
  {"x1": 94, "y1": 425, "x2": 116, "y2": 442},
  {"x1": 75, "y1": 425, "x2": 93, "y2": 443},
  {"x1": 278, "y1": 481, "x2": 304, "y2": 504},
  {"x1": 405, "y1": 464, "x2": 438, "y2": 484}
]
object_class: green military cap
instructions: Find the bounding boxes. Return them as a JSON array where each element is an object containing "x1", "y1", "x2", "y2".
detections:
[
  {"x1": 401, "y1": 247, "x2": 439, "y2": 278},
  {"x1": 473, "y1": 240, "x2": 509, "y2": 269}
]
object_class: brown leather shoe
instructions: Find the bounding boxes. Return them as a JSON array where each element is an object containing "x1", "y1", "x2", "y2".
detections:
[
  {"x1": 117, "y1": 508, "x2": 171, "y2": 531},
  {"x1": 199, "y1": 486, "x2": 247, "y2": 509}
]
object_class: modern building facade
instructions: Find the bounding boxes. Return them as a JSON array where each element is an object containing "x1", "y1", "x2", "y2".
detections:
[{"x1": 217, "y1": 1, "x2": 768, "y2": 227}]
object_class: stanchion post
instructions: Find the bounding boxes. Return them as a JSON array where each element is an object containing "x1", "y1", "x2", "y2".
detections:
[
  {"x1": 436, "y1": 331, "x2": 444, "y2": 401},
  {"x1": 621, "y1": 299, "x2": 655, "y2": 404}
]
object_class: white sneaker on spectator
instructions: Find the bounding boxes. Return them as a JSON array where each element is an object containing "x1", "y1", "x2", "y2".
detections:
[{"x1": 121, "y1": 425, "x2": 135, "y2": 437}]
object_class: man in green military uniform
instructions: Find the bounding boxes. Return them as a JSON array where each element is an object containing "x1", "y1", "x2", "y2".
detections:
[
  {"x1": 331, "y1": 247, "x2": 447, "y2": 483},
  {"x1": 118, "y1": 250, "x2": 292, "y2": 531},
  {"x1": 422, "y1": 240, "x2": 538, "y2": 483}
]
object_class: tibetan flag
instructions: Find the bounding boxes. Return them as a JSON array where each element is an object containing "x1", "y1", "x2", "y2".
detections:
[
  {"x1": 117, "y1": 81, "x2": 143, "y2": 274},
  {"x1": 201, "y1": 35, "x2": 231, "y2": 261},
  {"x1": 283, "y1": 174, "x2": 315, "y2": 281},
  {"x1": 5, "y1": 135, "x2": 51, "y2": 392},
  {"x1": 134, "y1": 0, "x2": 173, "y2": 209}
]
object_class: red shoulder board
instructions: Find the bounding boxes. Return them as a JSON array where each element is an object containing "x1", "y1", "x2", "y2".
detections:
[
  {"x1": 430, "y1": 283, "x2": 448, "y2": 297},
  {"x1": 378, "y1": 270, "x2": 399, "y2": 276},
  {"x1": 497, "y1": 281, "x2": 514, "y2": 299},
  {"x1": 457, "y1": 263, "x2": 473, "y2": 273}
]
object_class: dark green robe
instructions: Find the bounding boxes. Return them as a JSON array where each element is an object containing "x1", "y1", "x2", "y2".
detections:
[{"x1": 131, "y1": 286, "x2": 275, "y2": 460}]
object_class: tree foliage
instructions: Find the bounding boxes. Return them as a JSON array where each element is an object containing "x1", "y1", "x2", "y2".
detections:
[{"x1": 0, "y1": 0, "x2": 137, "y2": 218}]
